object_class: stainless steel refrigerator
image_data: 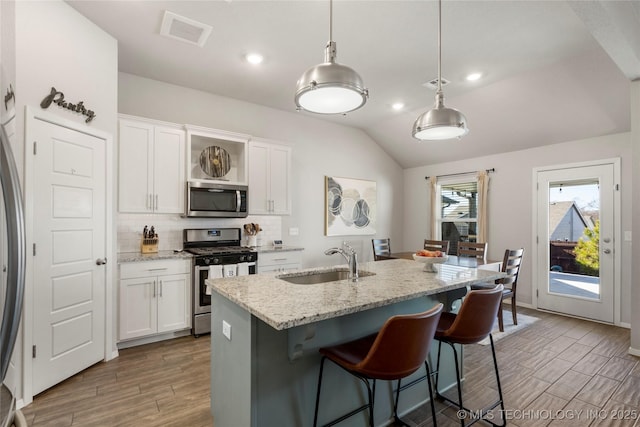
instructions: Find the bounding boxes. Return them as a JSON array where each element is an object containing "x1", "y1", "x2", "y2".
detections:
[{"x1": 0, "y1": 122, "x2": 26, "y2": 427}]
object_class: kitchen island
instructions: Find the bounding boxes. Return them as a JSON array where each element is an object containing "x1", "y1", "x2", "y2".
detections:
[{"x1": 207, "y1": 259, "x2": 505, "y2": 427}]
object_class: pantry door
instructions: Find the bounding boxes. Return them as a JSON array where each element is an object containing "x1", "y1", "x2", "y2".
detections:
[
  {"x1": 29, "y1": 113, "x2": 108, "y2": 395},
  {"x1": 534, "y1": 160, "x2": 619, "y2": 323}
]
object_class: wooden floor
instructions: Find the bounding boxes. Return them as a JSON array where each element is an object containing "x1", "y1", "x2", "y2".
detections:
[
  {"x1": 21, "y1": 335, "x2": 212, "y2": 427},
  {"x1": 21, "y1": 307, "x2": 640, "y2": 427}
]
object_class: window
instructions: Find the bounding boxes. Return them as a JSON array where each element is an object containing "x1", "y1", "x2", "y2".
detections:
[{"x1": 436, "y1": 179, "x2": 479, "y2": 255}]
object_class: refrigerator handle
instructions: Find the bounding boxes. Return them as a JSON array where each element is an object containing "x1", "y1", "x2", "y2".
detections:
[{"x1": 0, "y1": 123, "x2": 26, "y2": 381}]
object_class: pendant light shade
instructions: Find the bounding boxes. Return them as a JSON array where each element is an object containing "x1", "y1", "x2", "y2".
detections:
[
  {"x1": 413, "y1": 92, "x2": 468, "y2": 140},
  {"x1": 413, "y1": 0, "x2": 468, "y2": 140},
  {"x1": 295, "y1": 1, "x2": 368, "y2": 114}
]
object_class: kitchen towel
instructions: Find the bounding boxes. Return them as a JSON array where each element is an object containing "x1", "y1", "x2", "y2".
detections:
[
  {"x1": 223, "y1": 264, "x2": 237, "y2": 278},
  {"x1": 206, "y1": 265, "x2": 224, "y2": 295},
  {"x1": 237, "y1": 262, "x2": 249, "y2": 276}
]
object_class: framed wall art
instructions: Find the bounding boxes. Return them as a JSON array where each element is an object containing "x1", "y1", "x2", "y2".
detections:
[{"x1": 325, "y1": 176, "x2": 376, "y2": 236}]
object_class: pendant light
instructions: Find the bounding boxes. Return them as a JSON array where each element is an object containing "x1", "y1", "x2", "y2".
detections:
[
  {"x1": 295, "y1": 0, "x2": 368, "y2": 114},
  {"x1": 413, "y1": 0, "x2": 468, "y2": 140}
]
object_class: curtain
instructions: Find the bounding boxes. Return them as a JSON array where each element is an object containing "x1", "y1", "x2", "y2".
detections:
[
  {"x1": 429, "y1": 176, "x2": 438, "y2": 238},
  {"x1": 477, "y1": 170, "x2": 490, "y2": 243}
]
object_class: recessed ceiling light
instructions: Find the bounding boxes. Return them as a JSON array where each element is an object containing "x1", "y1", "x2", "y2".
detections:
[
  {"x1": 246, "y1": 53, "x2": 264, "y2": 65},
  {"x1": 392, "y1": 102, "x2": 405, "y2": 111},
  {"x1": 466, "y1": 72, "x2": 482, "y2": 81}
]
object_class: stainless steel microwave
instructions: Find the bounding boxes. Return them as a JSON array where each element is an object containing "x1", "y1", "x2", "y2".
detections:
[{"x1": 185, "y1": 182, "x2": 248, "y2": 218}]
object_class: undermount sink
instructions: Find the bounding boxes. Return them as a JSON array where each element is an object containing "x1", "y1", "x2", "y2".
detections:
[{"x1": 277, "y1": 269, "x2": 376, "y2": 285}]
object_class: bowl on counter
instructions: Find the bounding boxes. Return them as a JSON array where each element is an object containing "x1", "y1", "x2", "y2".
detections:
[{"x1": 412, "y1": 254, "x2": 449, "y2": 272}]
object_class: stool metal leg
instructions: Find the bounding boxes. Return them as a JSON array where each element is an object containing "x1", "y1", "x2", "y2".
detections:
[
  {"x1": 394, "y1": 361, "x2": 438, "y2": 427},
  {"x1": 313, "y1": 356, "x2": 376, "y2": 427},
  {"x1": 313, "y1": 356, "x2": 327, "y2": 427},
  {"x1": 434, "y1": 337, "x2": 506, "y2": 427}
]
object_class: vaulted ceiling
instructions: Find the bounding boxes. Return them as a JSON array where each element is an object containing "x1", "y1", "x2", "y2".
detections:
[{"x1": 67, "y1": 1, "x2": 639, "y2": 168}]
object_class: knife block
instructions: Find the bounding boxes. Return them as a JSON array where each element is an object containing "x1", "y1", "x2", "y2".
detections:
[{"x1": 141, "y1": 236, "x2": 159, "y2": 254}]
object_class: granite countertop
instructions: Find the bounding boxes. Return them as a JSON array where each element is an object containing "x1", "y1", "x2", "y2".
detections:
[
  {"x1": 206, "y1": 259, "x2": 505, "y2": 331},
  {"x1": 117, "y1": 250, "x2": 193, "y2": 263},
  {"x1": 253, "y1": 245, "x2": 304, "y2": 253}
]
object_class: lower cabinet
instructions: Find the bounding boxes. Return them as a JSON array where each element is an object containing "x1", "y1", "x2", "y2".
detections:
[
  {"x1": 257, "y1": 251, "x2": 302, "y2": 273},
  {"x1": 119, "y1": 259, "x2": 191, "y2": 341}
]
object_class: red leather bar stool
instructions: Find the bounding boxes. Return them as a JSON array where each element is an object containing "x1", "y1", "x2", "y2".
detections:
[
  {"x1": 434, "y1": 284, "x2": 505, "y2": 427},
  {"x1": 313, "y1": 303, "x2": 444, "y2": 427}
]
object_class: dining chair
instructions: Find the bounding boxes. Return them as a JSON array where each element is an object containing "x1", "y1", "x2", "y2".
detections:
[
  {"x1": 434, "y1": 285, "x2": 505, "y2": 427},
  {"x1": 471, "y1": 248, "x2": 525, "y2": 332},
  {"x1": 457, "y1": 241, "x2": 488, "y2": 260},
  {"x1": 496, "y1": 248, "x2": 524, "y2": 332},
  {"x1": 313, "y1": 303, "x2": 443, "y2": 427},
  {"x1": 371, "y1": 238, "x2": 391, "y2": 261},
  {"x1": 424, "y1": 239, "x2": 450, "y2": 254}
]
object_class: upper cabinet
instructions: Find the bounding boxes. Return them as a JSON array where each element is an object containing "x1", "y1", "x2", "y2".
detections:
[
  {"x1": 118, "y1": 116, "x2": 185, "y2": 214},
  {"x1": 249, "y1": 138, "x2": 292, "y2": 215},
  {"x1": 186, "y1": 125, "x2": 249, "y2": 185}
]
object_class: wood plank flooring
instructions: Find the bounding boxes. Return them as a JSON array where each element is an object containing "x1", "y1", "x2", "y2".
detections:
[{"x1": 21, "y1": 307, "x2": 640, "y2": 427}]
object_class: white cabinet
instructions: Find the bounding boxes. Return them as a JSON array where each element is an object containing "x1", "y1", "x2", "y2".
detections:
[
  {"x1": 249, "y1": 138, "x2": 291, "y2": 215},
  {"x1": 258, "y1": 251, "x2": 301, "y2": 273},
  {"x1": 118, "y1": 116, "x2": 185, "y2": 213},
  {"x1": 119, "y1": 259, "x2": 191, "y2": 341}
]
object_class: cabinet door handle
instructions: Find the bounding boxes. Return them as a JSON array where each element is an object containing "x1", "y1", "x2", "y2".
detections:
[
  {"x1": 155, "y1": 194, "x2": 159, "y2": 211},
  {"x1": 159, "y1": 280, "x2": 163, "y2": 297},
  {"x1": 153, "y1": 280, "x2": 157, "y2": 297}
]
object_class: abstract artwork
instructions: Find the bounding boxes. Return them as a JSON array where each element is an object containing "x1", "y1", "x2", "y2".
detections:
[{"x1": 325, "y1": 176, "x2": 377, "y2": 236}]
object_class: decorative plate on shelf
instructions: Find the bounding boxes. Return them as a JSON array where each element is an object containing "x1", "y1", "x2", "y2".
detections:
[{"x1": 199, "y1": 145, "x2": 231, "y2": 178}]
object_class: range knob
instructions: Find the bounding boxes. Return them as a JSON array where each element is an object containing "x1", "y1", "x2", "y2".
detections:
[
  {"x1": 213, "y1": 258, "x2": 220, "y2": 264},
  {"x1": 246, "y1": 254, "x2": 254, "y2": 262},
  {"x1": 240, "y1": 255, "x2": 247, "y2": 262},
  {"x1": 204, "y1": 258, "x2": 211, "y2": 265}
]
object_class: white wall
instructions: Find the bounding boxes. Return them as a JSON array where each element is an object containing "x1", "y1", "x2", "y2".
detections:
[
  {"x1": 14, "y1": 0, "x2": 118, "y2": 404},
  {"x1": 118, "y1": 73, "x2": 404, "y2": 266},
  {"x1": 630, "y1": 81, "x2": 640, "y2": 354},
  {"x1": 404, "y1": 132, "x2": 632, "y2": 324}
]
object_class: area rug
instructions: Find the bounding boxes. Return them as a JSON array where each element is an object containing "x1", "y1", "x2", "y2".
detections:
[{"x1": 478, "y1": 310, "x2": 539, "y2": 345}]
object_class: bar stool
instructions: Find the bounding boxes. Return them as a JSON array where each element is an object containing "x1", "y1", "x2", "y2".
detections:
[
  {"x1": 434, "y1": 284, "x2": 505, "y2": 427},
  {"x1": 313, "y1": 303, "x2": 443, "y2": 427}
]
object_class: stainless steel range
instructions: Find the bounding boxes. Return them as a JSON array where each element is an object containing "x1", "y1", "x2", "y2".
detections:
[{"x1": 183, "y1": 228, "x2": 257, "y2": 336}]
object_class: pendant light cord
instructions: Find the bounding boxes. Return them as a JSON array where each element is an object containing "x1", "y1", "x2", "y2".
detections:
[
  {"x1": 437, "y1": 0, "x2": 442, "y2": 93},
  {"x1": 329, "y1": 0, "x2": 333, "y2": 42}
]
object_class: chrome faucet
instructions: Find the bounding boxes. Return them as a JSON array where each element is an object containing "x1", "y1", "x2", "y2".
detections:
[{"x1": 325, "y1": 242, "x2": 359, "y2": 282}]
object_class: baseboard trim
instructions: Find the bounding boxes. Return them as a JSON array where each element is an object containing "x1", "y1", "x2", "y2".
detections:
[
  {"x1": 117, "y1": 329, "x2": 192, "y2": 350},
  {"x1": 628, "y1": 347, "x2": 640, "y2": 357}
]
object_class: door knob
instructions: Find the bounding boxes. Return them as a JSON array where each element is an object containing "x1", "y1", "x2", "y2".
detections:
[
  {"x1": 96, "y1": 258, "x2": 108, "y2": 265},
  {"x1": 603, "y1": 249, "x2": 611, "y2": 254},
  {"x1": 603, "y1": 237, "x2": 611, "y2": 243}
]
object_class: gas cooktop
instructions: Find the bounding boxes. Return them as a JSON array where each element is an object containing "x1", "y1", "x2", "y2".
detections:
[{"x1": 184, "y1": 246, "x2": 254, "y2": 256}]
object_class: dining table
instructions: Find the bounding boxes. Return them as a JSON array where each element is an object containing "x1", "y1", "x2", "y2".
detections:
[
  {"x1": 389, "y1": 252, "x2": 502, "y2": 270},
  {"x1": 388, "y1": 253, "x2": 503, "y2": 311}
]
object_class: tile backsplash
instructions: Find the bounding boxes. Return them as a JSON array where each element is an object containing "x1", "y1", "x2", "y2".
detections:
[{"x1": 117, "y1": 214, "x2": 282, "y2": 253}]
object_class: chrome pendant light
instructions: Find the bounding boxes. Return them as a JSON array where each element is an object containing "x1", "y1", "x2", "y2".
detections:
[
  {"x1": 295, "y1": 0, "x2": 368, "y2": 115},
  {"x1": 413, "y1": 0, "x2": 468, "y2": 140}
]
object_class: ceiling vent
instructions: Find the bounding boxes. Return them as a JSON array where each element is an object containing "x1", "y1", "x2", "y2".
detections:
[
  {"x1": 160, "y1": 11, "x2": 212, "y2": 47},
  {"x1": 423, "y1": 78, "x2": 450, "y2": 90}
]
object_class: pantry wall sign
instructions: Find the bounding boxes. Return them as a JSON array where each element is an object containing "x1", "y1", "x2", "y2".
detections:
[{"x1": 40, "y1": 87, "x2": 96, "y2": 123}]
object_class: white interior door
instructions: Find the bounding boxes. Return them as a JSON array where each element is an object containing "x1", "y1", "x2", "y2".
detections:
[
  {"x1": 535, "y1": 161, "x2": 618, "y2": 323},
  {"x1": 31, "y1": 117, "x2": 106, "y2": 395}
]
